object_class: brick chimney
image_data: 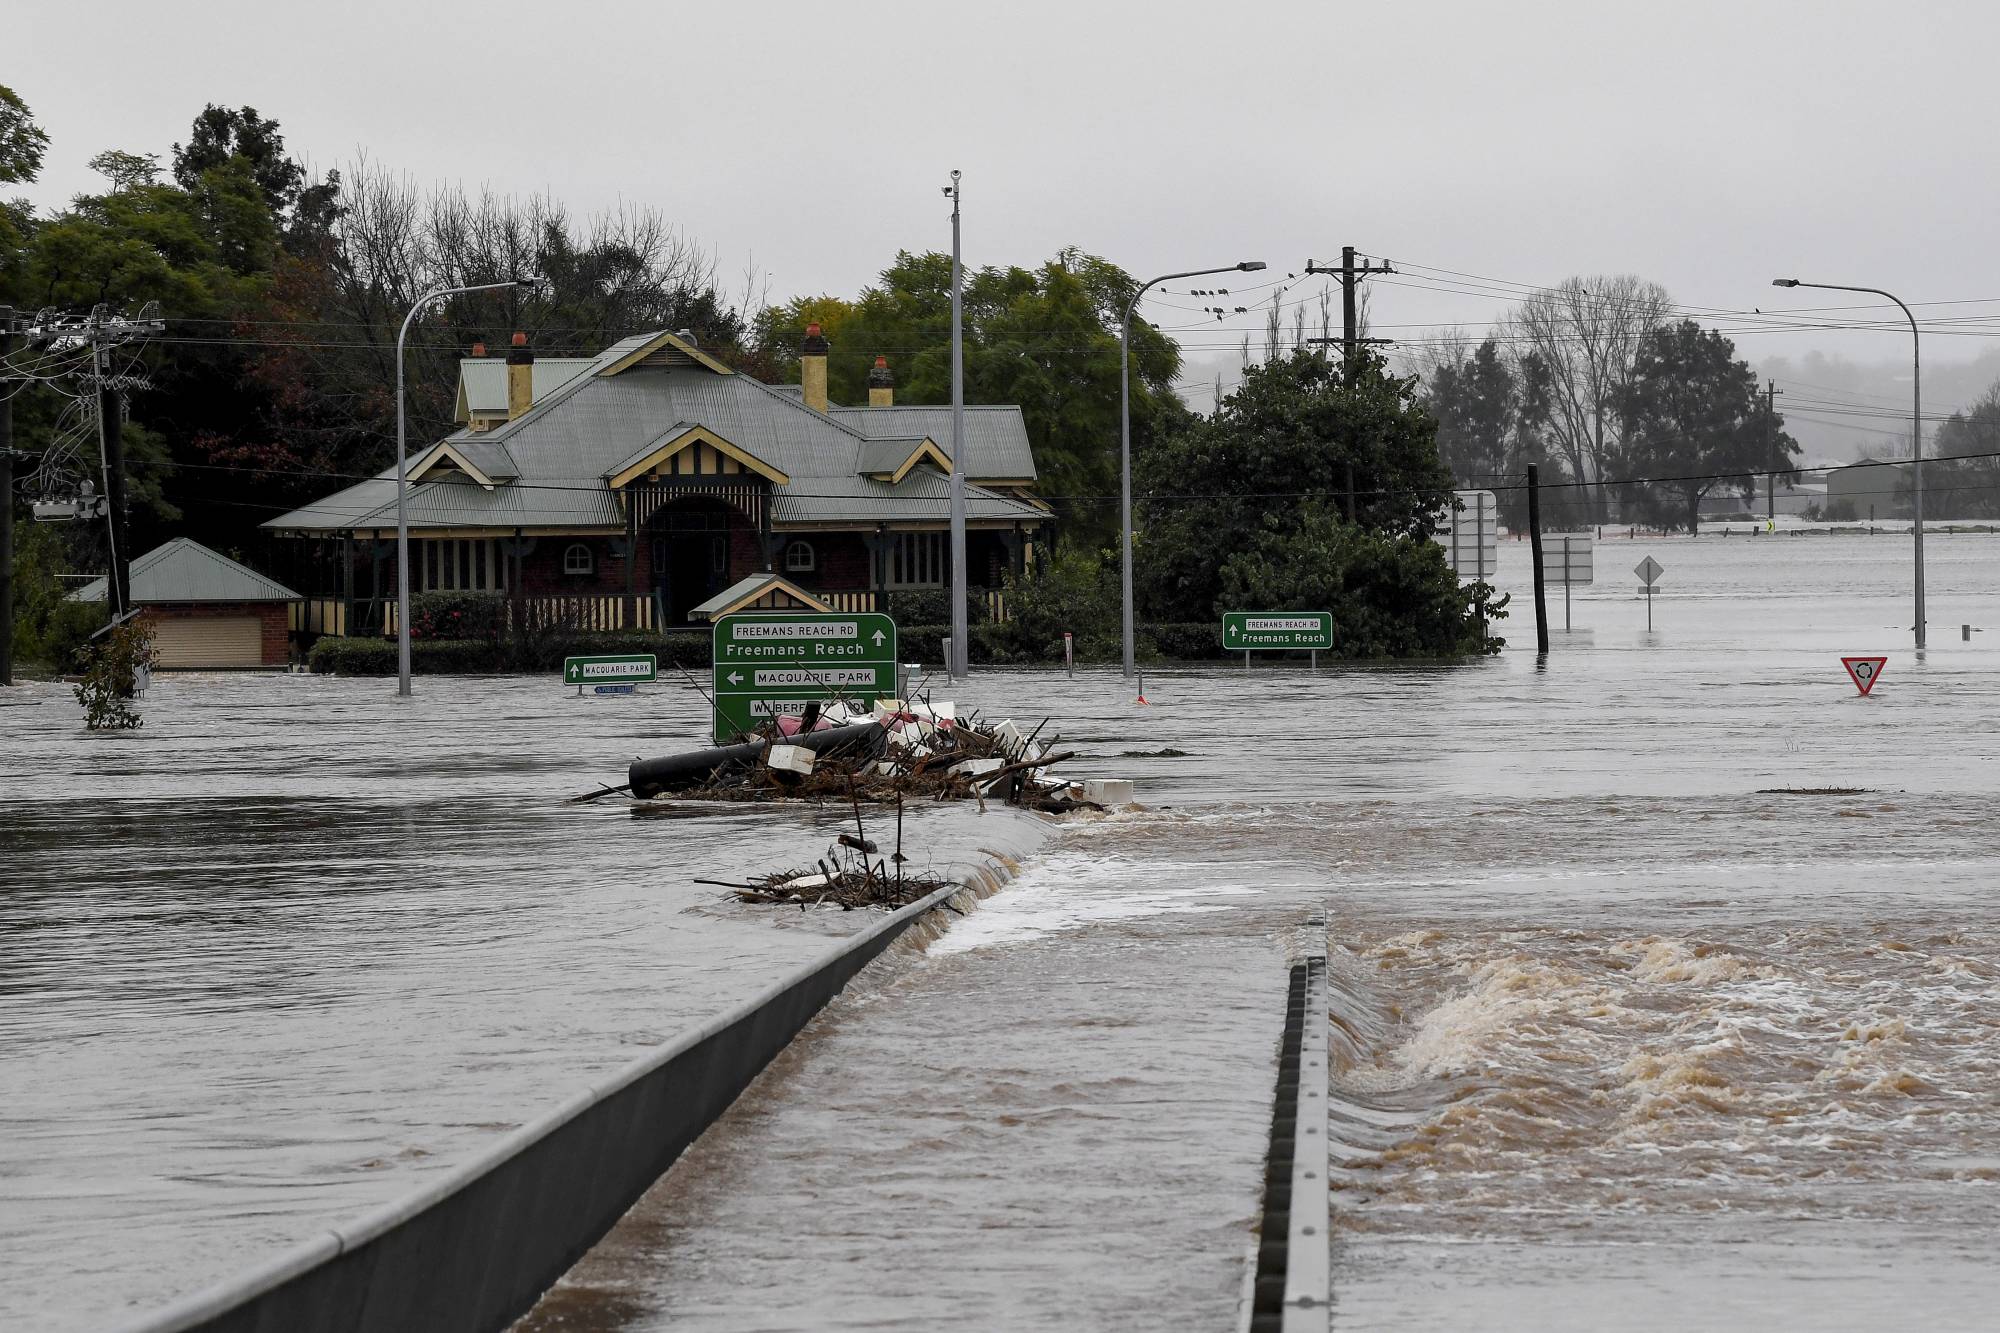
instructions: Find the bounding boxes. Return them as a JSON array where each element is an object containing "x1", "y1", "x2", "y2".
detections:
[
  {"x1": 505, "y1": 331, "x2": 533, "y2": 420},
  {"x1": 867, "y1": 355, "x2": 894, "y2": 408},
  {"x1": 800, "y1": 322, "x2": 830, "y2": 413}
]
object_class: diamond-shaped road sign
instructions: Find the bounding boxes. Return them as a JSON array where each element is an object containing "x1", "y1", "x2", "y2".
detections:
[
  {"x1": 1842, "y1": 655, "x2": 1888, "y2": 696},
  {"x1": 1634, "y1": 555, "x2": 1665, "y2": 588}
]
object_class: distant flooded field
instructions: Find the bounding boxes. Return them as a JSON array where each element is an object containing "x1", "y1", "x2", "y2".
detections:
[{"x1": 7, "y1": 533, "x2": 2000, "y2": 1329}]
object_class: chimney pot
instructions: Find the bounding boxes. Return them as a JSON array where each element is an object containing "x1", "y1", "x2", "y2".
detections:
[
  {"x1": 505, "y1": 332, "x2": 534, "y2": 419},
  {"x1": 800, "y1": 322, "x2": 830, "y2": 411},
  {"x1": 471, "y1": 341, "x2": 487, "y2": 358},
  {"x1": 867, "y1": 354, "x2": 895, "y2": 408}
]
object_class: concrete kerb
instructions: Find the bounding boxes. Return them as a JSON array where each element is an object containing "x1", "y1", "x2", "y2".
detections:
[{"x1": 112, "y1": 814, "x2": 1052, "y2": 1333}]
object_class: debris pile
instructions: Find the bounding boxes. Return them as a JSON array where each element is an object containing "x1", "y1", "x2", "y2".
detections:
[{"x1": 627, "y1": 697, "x2": 1101, "y2": 813}]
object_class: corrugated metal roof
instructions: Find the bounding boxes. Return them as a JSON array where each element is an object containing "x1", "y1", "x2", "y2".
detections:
[
  {"x1": 267, "y1": 333, "x2": 1046, "y2": 535},
  {"x1": 454, "y1": 358, "x2": 595, "y2": 419},
  {"x1": 854, "y1": 437, "x2": 936, "y2": 474},
  {"x1": 772, "y1": 473, "x2": 1043, "y2": 526},
  {"x1": 828, "y1": 404, "x2": 1036, "y2": 480},
  {"x1": 73, "y1": 538, "x2": 301, "y2": 603}
]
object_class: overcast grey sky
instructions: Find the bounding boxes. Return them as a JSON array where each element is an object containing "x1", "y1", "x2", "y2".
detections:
[{"x1": 15, "y1": 0, "x2": 2000, "y2": 456}]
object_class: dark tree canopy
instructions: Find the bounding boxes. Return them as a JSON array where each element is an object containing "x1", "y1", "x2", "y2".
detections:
[
  {"x1": 1614, "y1": 320, "x2": 1795, "y2": 532},
  {"x1": 1135, "y1": 348, "x2": 1501, "y2": 655}
]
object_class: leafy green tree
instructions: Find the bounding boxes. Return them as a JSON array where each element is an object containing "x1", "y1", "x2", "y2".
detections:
[
  {"x1": 0, "y1": 84, "x2": 48, "y2": 185},
  {"x1": 1136, "y1": 348, "x2": 1501, "y2": 655},
  {"x1": 1613, "y1": 320, "x2": 1794, "y2": 533},
  {"x1": 1217, "y1": 502, "x2": 1503, "y2": 657},
  {"x1": 749, "y1": 248, "x2": 1186, "y2": 540}
]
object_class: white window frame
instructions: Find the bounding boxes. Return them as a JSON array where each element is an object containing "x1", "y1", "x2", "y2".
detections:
[
  {"x1": 562, "y1": 542, "x2": 595, "y2": 577},
  {"x1": 784, "y1": 539, "x2": 816, "y2": 573}
]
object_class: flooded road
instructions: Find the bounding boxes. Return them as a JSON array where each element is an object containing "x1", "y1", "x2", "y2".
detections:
[
  {"x1": 6, "y1": 532, "x2": 2000, "y2": 1329},
  {"x1": 0, "y1": 675, "x2": 1043, "y2": 1328},
  {"x1": 524, "y1": 533, "x2": 2000, "y2": 1331}
]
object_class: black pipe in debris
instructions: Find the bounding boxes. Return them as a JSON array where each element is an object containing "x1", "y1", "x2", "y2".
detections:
[{"x1": 628, "y1": 721, "x2": 888, "y2": 798}]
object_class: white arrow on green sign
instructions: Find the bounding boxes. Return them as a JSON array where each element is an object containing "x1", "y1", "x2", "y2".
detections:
[
  {"x1": 710, "y1": 612, "x2": 898, "y2": 742},
  {"x1": 1222, "y1": 611, "x2": 1334, "y2": 651},
  {"x1": 563, "y1": 653, "x2": 657, "y2": 685}
]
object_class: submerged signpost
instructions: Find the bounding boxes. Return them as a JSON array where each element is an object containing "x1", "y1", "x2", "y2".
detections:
[
  {"x1": 711, "y1": 612, "x2": 898, "y2": 742},
  {"x1": 1222, "y1": 611, "x2": 1334, "y2": 669},
  {"x1": 1635, "y1": 556, "x2": 1665, "y2": 631},
  {"x1": 563, "y1": 653, "x2": 657, "y2": 695},
  {"x1": 1545, "y1": 535, "x2": 1595, "y2": 631}
]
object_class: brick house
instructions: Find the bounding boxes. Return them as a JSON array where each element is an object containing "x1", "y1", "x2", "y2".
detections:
[{"x1": 266, "y1": 326, "x2": 1048, "y2": 635}]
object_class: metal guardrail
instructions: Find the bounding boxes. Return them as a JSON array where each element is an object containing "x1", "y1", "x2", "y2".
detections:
[
  {"x1": 1246, "y1": 953, "x2": 1331, "y2": 1333},
  {"x1": 110, "y1": 837, "x2": 1042, "y2": 1333}
]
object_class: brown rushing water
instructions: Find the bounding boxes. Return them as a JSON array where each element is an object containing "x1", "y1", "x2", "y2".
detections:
[{"x1": 522, "y1": 535, "x2": 2000, "y2": 1331}]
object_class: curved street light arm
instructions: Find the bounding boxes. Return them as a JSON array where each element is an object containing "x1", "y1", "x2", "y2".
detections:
[
  {"x1": 1120, "y1": 262, "x2": 1265, "y2": 679},
  {"x1": 1773, "y1": 277, "x2": 1924, "y2": 648},
  {"x1": 396, "y1": 277, "x2": 539, "y2": 696}
]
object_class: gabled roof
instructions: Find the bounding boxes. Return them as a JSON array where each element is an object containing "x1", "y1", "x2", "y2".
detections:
[
  {"x1": 264, "y1": 330, "x2": 1045, "y2": 535},
  {"x1": 408, "y1": 438, "x2": 520, "y2": 486},
  {"x1": 454, "y1": 357, "x2": 595, "y2": 421},
  {"x1": 73, "y1": 538, "x2": 301, "y2": 603},
  {"x1": 829, "y1": 404, "x2": 1036, "y2": 481},
  {"x1": 690, "y1": 573, "x2": 834, "y2": 620},
  {"x1": 855, "y1": 436, "x2": 950, "y2": 482},
  {"x1": 606, "y1": 424, "x2": 791, "y2": 488}
]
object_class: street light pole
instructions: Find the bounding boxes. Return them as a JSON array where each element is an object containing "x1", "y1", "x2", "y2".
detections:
[
  {"x1": 1120, "y1": 261, "x2": 1266, "y2": 679},
  {"x1": 395, "y1": 277, "x2": 538, "y2": 697},
  {"x1": 1772, "y1": 278, "x2": 1925, "y2": 650},
  {"x1": 945, "y1": 171, "x2": 968, "y2": 680}
]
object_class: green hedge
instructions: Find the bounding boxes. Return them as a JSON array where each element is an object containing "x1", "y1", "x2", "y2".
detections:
[
  {"x1": 408, "y1": 591, "x2": 507, "y2": 641},
  {"x1": 307, "y1": 620, "x2": 1234, "y2": 676}
]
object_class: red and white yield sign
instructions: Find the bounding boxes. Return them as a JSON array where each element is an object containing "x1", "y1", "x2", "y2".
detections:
[{"x1": 1842, "y1": 655, "x2": 1889, "y2": 696}]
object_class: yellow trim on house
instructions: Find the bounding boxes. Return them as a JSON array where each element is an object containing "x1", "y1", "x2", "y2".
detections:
[
  {"x1": 707, "y1": 575, "x2": 834, "y2": 617},
  {"x1": 406, "y1": 441, "x2": 501, "y2": 488},
  {"x1": 596, "y1": 330, "x2": 736, "y2": 378},
  {"x1": 875, "y1": 438, "x2": 954, "y2": 485},
  {"x1": 609, "y1": 426, "x2": 791, "y2": 488}
]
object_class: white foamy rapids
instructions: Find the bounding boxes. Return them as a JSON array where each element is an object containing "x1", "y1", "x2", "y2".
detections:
[
  {"x1": 1322, "y1": 921, "x2": 2000, "y2": 1240},
  {"x1": 925, "y1": 851, "x2": 1264, "y2": 957}
]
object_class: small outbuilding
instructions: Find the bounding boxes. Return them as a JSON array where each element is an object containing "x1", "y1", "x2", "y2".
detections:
[
  {"x1": 688, "y1": 573, "x2": 836, "y2": 621},
  {"x1": 73, "y1": 538, "x2": 301, "y2": 669}
]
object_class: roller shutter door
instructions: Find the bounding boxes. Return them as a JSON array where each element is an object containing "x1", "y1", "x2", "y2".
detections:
[{"x1": 152, "y1": 615, "x2": 263, "y2": 669}]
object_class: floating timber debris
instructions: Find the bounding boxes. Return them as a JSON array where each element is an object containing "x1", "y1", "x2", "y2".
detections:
[{"x1": 624, "y1": 697, "x2": 1103, "y2": 813}]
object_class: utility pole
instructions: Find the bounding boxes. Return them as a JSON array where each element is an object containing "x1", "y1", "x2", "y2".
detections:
[
  {"x1": 1, "y1": 306, "x2": 19, "y2": 686},
  {"x1": 1305, "y1": 246, "x2": 1395, "y2": 375},
  {"x1": 92, "y1": 315, "x2": 132, "y2": 619},
  {"x1": 1765, "y1": 379, "x2": 1783, "y2": 522},
  {"x1": 1527, "y1": 464, "x2": 1550, "y2": 657}
]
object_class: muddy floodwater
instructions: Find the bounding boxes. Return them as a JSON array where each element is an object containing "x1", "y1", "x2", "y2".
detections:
[{"x1": 8, "y1": 533, "x2": 2000, "y2": 1330}]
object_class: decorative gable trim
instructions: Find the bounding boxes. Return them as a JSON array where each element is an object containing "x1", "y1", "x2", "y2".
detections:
[
  {"x1": 408, "y1": 441, "x2": 503, "y2": 488},
  {"x1": 872, "y1": 437, "x2": 953, "y2": 484},
  {"x1": 607, "y1": 425, "x2": 791, "y2": 489},
  {"x1": 596, "y1": 330, "x2": 735, "y2": 378}
]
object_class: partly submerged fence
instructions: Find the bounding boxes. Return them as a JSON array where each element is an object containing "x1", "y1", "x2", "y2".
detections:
[{"x1": 114, "y1": 825, "x2": 1046, "y2": 1333}]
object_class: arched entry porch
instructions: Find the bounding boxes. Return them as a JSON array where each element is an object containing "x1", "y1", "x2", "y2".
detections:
[{"x1": 648, "y1": 497, "x2": 751, "y2": 625}]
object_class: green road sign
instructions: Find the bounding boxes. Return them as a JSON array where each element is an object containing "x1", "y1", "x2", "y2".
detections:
[
  {"x1": 711, "y1": 612, "x2": 899, "y2": 742},
  {"x1": 563, "y1": 653, "x2": 657, "y2": 686},
  {"x1": 1222, "y1": 611, "x2": 1334, "y2": 651}
]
